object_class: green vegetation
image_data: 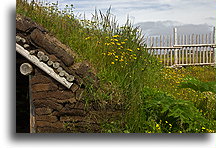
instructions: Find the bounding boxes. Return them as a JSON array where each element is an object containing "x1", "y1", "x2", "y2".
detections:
[{"x1": 16, "y1": 0, "x2": 216, "y2": 133}]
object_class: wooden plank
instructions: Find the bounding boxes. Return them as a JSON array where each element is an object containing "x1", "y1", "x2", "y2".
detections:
[
  {"x1": 156, "y1": 37, "x2": 159, "y2": 58},
  {"x1": 29, "y1": 75, "x2": 35, "y2": 133},
  {"x1": 202, "y1": 34, "x2": 205, "y2": 63},
  {"x1": 146, "y1": 46, "x2": 181, "y2": 49},
  {"x1": 192, "y1": 34, "x2": 195, "y2": 64},
  {"x1": 213, "y1": 27, "x2": 216, "y2": 44},
  {"x1": 195, "y1": 35, "x2": 198, "y2": 63},
  {"x1": 174, "y1": 44, "x2": 215, "y2": 47},
  {"x1": 213, "y1": 27, "x2": 216, "y2": 67},
  {"x1": 174, "y1": 28, "x2": 177, "y2": 45},
  {"x1": 206, "y1": 34, "x2": 209, "y2": 63},
  {"x1": 16, "y1": 43, "x2": 73, "y2": 89}
]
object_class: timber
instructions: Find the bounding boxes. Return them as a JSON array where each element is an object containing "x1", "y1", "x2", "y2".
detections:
[
  {"x1": 20, "y1": 63, "x2": 33, "y2": 76},
  {"x1": 16, "y1": 43, "x2": 73, "y2": 89}
]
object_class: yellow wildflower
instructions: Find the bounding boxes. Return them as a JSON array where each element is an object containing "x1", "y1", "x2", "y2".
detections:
[
  {"x1": 111, "y1": 42, "x2": 115, "y2": 45},
  {"x1": 105, "y1": 43, "x2": 110, "y2": 46},
  {"x1": 85, "y1": 37, "x2": 91, "y2": 40},
  {"x1": 127, "y1": 48, "x2": 133, "y2": 52},
  {"x1": 124, "y1": 39, "x2": 128, "y2": 41},
  {"x1": 121, "y1": 42, "x2": 126, "y2": 44},
  {"x1": 111, "y1": 62, "x2": 115, "y2": 64},
  {"x1": 113, "y1": 35, "x2": 120, "y2": 38},
  {"x1": 116, "y1": 43, "x2": 121, "y2": 46},
  {"x1": 115, "y1": 55, "x2": 119, "y2": 58},
  {"x1": 156, "y1": 124, "x2": 160, "y2": 128},
  {"x1": 119, "y1": 59, "x2": 124, "y2": 62},
  {"x1": 137, "y1": 48, "x2": 140, "y2": 50},
  {"x1": 202, "y1": 127, "x2": 205, "y2": 130},
  {"x1": 107, "y1": 52, "x2": 112, "y2": 56}
]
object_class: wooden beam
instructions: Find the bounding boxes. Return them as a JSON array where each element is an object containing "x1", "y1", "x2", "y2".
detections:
[
  {"x1": 16, "y1": 43, "x2": 73, "y2": 89},
  {"x1": 174, "y1": 43, "x2": 215, "y2": 47},
  {"x1": 20, "y1": 63, "x2": 33, "y2": 76}
]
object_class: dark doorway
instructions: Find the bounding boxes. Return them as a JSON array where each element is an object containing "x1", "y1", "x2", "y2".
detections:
[{"x1": 16, "y1": 53, "x2": 30, "y2": 133}]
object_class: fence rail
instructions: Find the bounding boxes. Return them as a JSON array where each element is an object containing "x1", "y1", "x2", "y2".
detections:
[{"x1": 146, "y1": 27, "x2": 216, "y2": 67}]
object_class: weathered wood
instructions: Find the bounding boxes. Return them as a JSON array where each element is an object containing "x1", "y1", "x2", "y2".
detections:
[
  {"x1": 53, "y1": 62, "x2": 60, "y2": 69},
  {"x1": 47, "y1": 60, "x2": 53, "y2": 66},
  {"x1": 37, "y1": 51, "x2": 44, "y2": 58},
  {"x1": 20, "y1": 63, "x2": 33, "y2": 76},
  {"x1": 24, "y1": 44, "x2": 30, "y2": 48},
  {"x1": 213, "y1": 27, "x2": 216, "y2": 44},
  {"x1": 66, "y1": 75, "x2": 75, "y2": 82},
  {"x1": 149, "y1": 44, "x2": 215, "y2": 48},
  {"x1": 30, "y1": 28, "x2": 74, "y2": 66},
  {"x1": 146, "y1": 27, "x2": 215, "y2": 67},
  {"x1": 16, "y1": 43, "x2": 73, "y2": 89},
  {"x1": 42, "y1": 55, "x2": 49, "y2": 62}
]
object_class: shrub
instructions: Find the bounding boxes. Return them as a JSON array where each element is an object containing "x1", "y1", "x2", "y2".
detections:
[{"x1": 125, "y1": 87, "x2": 215, "y2": 133}]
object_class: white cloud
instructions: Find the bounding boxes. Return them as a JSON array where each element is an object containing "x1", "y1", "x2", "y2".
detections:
[{"x1": 40, "y1": 0, "x2": 216, "y2": 26}]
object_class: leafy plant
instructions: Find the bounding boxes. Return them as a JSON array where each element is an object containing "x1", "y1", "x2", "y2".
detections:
[
  {"x1": 179, "y1": 76, "x2": 216, "y2": 93},
  {"x1": 125, "y1": 87, "x2": 214, "y2": 133}
]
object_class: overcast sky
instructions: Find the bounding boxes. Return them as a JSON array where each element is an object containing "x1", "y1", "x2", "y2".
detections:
[{"x1": 43, "y1": 0, "x2": 216, "y2": 35}]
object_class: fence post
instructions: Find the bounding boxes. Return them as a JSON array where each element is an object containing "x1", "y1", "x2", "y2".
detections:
[
  {"x1": 213, "y1": 27, "x2": 216, "y2": 68},
  {"x1": 173, "y1": 28, "x2": 178, "y2": 65}
]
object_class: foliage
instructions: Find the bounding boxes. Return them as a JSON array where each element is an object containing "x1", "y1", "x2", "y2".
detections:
[
  {"x1": 125, "y1": 87, "x2": 215, "y2": 133},
  {"x1": 16, "y1": 0, "x2": 216, "y2": 133},
  {"x1": 179, "y1": 76, "x2": 216, "y2": 93}
]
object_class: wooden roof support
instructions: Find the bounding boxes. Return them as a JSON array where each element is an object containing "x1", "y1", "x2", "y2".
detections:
[{"x1": 16, "y1": 43, "x2": 73, "y2": 89}]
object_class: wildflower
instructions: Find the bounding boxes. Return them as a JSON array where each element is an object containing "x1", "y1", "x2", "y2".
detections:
[
  {"x1": 105, "y1": 43, "x2": 110, "y2": 46},
  {"x1": 165, "y1": 121, "x2": 168, "y2": 124},
  {"x1": 111, "y1": 62, "x2": 115, "y2": 64},
  {"x1": 107, "y1": 52, "x2": 112, "y2": 56},
  {"x1": 169, "y1": 124, "x2": 172, "y2": 127},
  {"x1": 124, "y1": 39, "x2": 128, "y2": 41},
  {"x1": 121, "y1": 42, "x2": 126, "y2": 44},
  {"x1": 116, "y1": 43, "x2": 121, "y2": 46},
  {"x1": 119, "y1": 59, "x2": 124, "y2": 62},
  {"x1": 127, "y1": 48, "x2": 133, "y2": 52},
  {"x1": 111, "y1": 42, "x2": 115, "y2": 45},
  {"x1": 201, "y1": 127, "x2": 205, "y2": 130},
  {"x1": 113, "y1": 39, "x2": 118, "y2": 42},
  {"x1": 85, "y1": 37, "x2": 91, "y2": 40},
  {"x1": 115, "y1": 59, "x2": 118, "y2": 61},
  {"x1": 156, "y1": 124, "x2": 160, "y2": 128},
  {"x1": 113, "y1": 35, "x2": 120, "y2": 38},
  {"x1": 137, "y1": 48, "x2": 140, "y2": 50},
  {"x1": 115, "y1": 56, "x2": 119, "y2": 58}
]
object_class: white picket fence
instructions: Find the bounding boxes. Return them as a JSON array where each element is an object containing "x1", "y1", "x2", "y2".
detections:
[{"x1": 146, "y1": 27, "x2": 216, "y2": 67}]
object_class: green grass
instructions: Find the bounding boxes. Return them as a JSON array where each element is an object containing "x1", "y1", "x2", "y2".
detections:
[{"x1": 17, "y1": 0, "x2": 216, "y2": 133}]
